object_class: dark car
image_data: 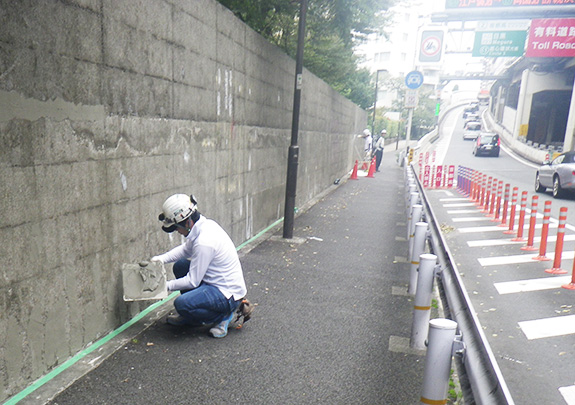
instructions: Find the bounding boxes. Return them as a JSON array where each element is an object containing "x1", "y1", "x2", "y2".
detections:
[
  {"x1": 462, "y1": 102, "x2": 479, "y2": 118},
  {"x1": 473, "y1": 132, "x2": 500, "y2": 157},
  {"x1": 535, "y1": 151, "x2": 575, "y2": 198}
]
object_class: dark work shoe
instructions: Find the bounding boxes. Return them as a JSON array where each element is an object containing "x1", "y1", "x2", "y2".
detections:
[{"x1": 166, "y1": 314, "x2": 193, "y2": 326}]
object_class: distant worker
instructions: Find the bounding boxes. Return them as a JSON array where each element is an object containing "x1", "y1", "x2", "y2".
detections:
[
  {"x1": 374, "y1": 129, "x2": 386, "y2": 172},
  {"x1": 151, "y1": 194, "x2": 249, "y2": 338},
  {"x1": 359, "y1": 128, "x2": 373, "y2": 160}
]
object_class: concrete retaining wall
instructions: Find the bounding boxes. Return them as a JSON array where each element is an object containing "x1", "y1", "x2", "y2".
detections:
[{"x1": 0, "y1": 0, "x2": 367, "y2": 400}]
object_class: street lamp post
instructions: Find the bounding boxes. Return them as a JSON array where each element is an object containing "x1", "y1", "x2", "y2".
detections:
[
  {"x1": 371, "y1": 69, "x2": 387, "y2": 137},
  {"x1": 283, "y1": 0, "x2": 308, "y2": 239}
]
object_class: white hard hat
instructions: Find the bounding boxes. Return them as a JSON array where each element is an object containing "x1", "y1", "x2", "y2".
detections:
[
  {"x1": 381, "y1": 129, "x2": 387, "y2": 134},
  {"x1": 363, "y1": 129, "x2": 371, "y2": 136},
  {"x1": 158, "y1": 194, "x2": 197, "y2": 233}
]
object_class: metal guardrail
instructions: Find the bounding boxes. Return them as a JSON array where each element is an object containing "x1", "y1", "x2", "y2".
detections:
[{"x1": 410, "y1": 164, "x2": 516, "y2": 405}]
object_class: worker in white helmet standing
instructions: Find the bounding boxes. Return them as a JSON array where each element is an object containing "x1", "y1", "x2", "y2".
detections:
[
  {"x1": 359, "y1": 128, "x2": 373, "y2": 161},
  {"x1": 374, "y1": 129, "x2": 386, "y2": 172},
  {"x1": 151, "y1": 194, "x2": 248, "y2": 338}
]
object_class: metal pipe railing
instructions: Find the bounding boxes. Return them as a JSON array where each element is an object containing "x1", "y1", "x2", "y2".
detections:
[{"x1": 409, "y1": 164, "x2": 515, "y2": 405}]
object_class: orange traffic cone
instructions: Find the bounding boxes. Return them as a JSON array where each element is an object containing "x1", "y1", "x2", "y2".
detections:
[
  {"x1": 367, "y1": 156, "x2": 376, "y2": 178},
  {"x1": 350, "y1": 160, "x2": 358, "y2": 180}
]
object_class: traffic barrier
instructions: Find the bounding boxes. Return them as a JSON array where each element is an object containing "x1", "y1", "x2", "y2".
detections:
[
  {"x1": 410, "y1": 254, "x2": 437, "y2": 350},
  {"x1": 350, "y1": 160, "x2": 358, "y2": 180},
  {"x1": 492, "y1": 180, "x2": 503, "y2": 222},
  {"x1": 423, "y1": 165, "x2": 430, "y2": 188},
  {"x1": 511, "y1": 191, "x2": 528, "y2": 242},
  {"x1": 420, "y1": 319, "x2": 459, "y2": 405},
  {"x1": 471, "y1": 172, "x2": 479, "y2": 203},
  {"x1": 407, "y1": 193, "x2": 420, "y2": 236},
  {"x1": 499, "y1": 184, "x2": 510, "y2": 227},
  {"x1": 533, "y1": 200, "x2": 552, "y2": 261},
  {"x1": 545, "y1": 207, "x2": 568, "y2": 275},
  {"x1": 561, "y1": 255, "x2": 575, "y2": 290},
  {"x1": 458, "y1": 167, "x2": 471, "y2": 196},
  {"x1": 409, "y1": 222, "x2": 428, "y2": 295},
  {"x1": 482, "y1": 177, "x2": 492, "y2": 213},
  {"x1": 367, "y1": 156, "x2": 376, "y2": 178},
  {"x1": 408, "y1": 205, "x2": 423, "y2": 258},
  {"x1": 435, "y1": 165, "x2": 443, "y2": 188},
  {"x1": 447, "y1": 166, "x2": 455, "y2": 188},
  {"x1": 489, "y1": 178, "x2": 497, "y2": 216},
  {"x1": 521, "y1": 195, "x2": 539, "y2": 251},
  {"x1": 479, "y1": 174, "x2": 487, "y2": 207},
  {"x1": 504, "y1": 187, "x2": 518, "y2": 235}
]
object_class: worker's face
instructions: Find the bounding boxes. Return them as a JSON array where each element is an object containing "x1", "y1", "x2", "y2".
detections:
[{"x1": 175, "y1": 219, "x2": 191, "y2": 236}]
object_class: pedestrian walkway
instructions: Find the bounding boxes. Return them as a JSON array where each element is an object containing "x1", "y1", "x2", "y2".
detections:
[{"x1": 30, "y1": 151, "x2": 430, "y2": 405}]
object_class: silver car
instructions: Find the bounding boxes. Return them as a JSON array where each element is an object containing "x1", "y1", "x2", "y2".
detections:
[{"x1": 535, "y1": 152, "x2": 575, "y2": 198}]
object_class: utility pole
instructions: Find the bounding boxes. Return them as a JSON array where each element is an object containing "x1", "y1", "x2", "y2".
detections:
[{"x1": 283, "y1": 0, "x2": 308, "y2": 239}]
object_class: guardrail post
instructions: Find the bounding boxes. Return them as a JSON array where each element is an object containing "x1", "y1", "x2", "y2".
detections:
[
  {"x1": 409, "y1": 222, "x2": 428, "y2": 295},
  {"x1": 492, "y1": 180, "x2": 503, "y2": 222},
  {"x1": 533, "y1": 200, "x2": 552, "y2": 261},
  {"x1": 512, "y1": 191, "x2": 528, "y2": 242},
  {"x1": 546, "y1": 207, "x2": 568, "y2": 275},
  {"x1": 410, "y1": 254, "x2": 437, "y2": 350},
  {"x1": 407, "y1": 193, "x2": 420, "y2": 237},
  {"x1": 489, "y1": 178, "x2": 497, "y2": 216},
  {"x1": 479, "y1": 174, "x2": 486, "y2": 207},
  {"x1": 499, "y1": 183, "x2": 510, "y2": 227},
  {"x1": 482, "y1": 176, "x2": 492, "y2": 212},
  {"x1": 504, "y1": 187, "x2": 518, "y2": 235},
  {"x1": 409, "y1": 205, "x2": 423, "y2": 258},
  {"x1": 420, "y1": 319, "x2": 459, "y2": 405},
  {"x1": 521, "y1": 195, "x2": 538, "y2": 251}
]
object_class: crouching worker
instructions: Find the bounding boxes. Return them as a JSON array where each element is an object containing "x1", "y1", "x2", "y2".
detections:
[{"x1": 151, "y1": 194, "x2": 249, "y2": 338}]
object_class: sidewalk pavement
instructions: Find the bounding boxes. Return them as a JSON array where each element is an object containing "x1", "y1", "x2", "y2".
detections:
[{"x1": 37, "y1": 150, "x2": 432, "y2": 404}]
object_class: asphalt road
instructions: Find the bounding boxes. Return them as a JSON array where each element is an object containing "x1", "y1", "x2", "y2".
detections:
[{"x1": 421, "y1": 106, "x2": 575, "y2": 405}]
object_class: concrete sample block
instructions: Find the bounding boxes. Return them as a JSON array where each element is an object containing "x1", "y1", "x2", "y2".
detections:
[{"x1": 122, "y1": 261, "x2": 167, "y2": 301}]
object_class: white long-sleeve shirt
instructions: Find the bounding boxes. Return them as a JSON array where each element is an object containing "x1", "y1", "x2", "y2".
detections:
[{"x1": 153, "y1": 216, "x2": 247, "y2": 300}]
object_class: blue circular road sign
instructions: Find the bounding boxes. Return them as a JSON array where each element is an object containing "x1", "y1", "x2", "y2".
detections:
[{"x1": 405, "y1": 71, "x2": 424, "y2": 90}]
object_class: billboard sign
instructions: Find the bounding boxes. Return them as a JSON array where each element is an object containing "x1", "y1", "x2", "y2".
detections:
[
  {"x1": 446, "y1": 0, "x2": 575, "y2": 8},
  {"x1": 526, "y1": 18, "x2": 575, "y2": 57}
]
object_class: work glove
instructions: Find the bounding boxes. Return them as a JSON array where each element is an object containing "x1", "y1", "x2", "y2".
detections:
[{"x1": 150, "y1": 256, "x2": 163, "y2": 264}]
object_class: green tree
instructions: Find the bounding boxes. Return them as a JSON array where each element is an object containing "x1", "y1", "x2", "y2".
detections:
[{"x1": 217, "y1": 0, "x2": 396, "y2": 109}]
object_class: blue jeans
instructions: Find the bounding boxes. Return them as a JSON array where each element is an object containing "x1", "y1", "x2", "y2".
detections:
[{"x1": 172, "y1": 259, "x2": 240, "y2": 325}]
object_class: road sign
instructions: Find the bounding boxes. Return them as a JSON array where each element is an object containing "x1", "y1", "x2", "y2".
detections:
[
  {"x1": 473, "y1": 31, "x2": 527, "y2": 57},
  {"x1": 405, "y1": 71, "x2": 424, "y2": 90},
  {"x1": 473, "y1": 20, "x2": 528, "y2": 57},
  {"x1": 419, "y1": 31, "x2": 444, "y2": 63},
  {"x1": 405, "y1": 89, "x2": 418, "y2": 108}
]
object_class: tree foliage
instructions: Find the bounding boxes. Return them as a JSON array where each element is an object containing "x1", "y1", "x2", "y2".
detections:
[{"x1": 217, "y1": 0, "x2": 395, "y2": 109}]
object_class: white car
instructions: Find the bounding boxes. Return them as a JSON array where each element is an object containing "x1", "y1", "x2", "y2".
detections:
[{"x1": 463, "y1": 121, "x2": 481, "y2": 140}]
